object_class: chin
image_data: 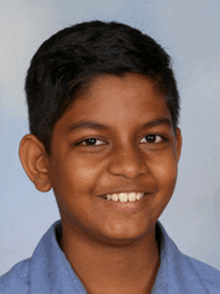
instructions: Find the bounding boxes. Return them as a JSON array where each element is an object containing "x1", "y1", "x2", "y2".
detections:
[{"x1": 94, "y1": 223, "x2": 156, "y2": 246}]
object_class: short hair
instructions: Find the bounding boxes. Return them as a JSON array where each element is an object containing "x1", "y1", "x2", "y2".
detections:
[{"x1": 25, "y1": 20, "x2": 180, "y2": 154}]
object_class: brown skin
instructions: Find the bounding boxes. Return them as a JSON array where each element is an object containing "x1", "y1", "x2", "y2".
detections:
[{"x1": 19, "y1": 73, "x2": 182, "y2": 294}]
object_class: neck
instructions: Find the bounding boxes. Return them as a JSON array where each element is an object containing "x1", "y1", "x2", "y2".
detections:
[{"x1": 60, "y1": 221, "x2": 160, "y2": 294}]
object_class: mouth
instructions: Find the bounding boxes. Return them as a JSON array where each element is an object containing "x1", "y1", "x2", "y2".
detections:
[{"x1": 101, "y1": 192, "x2": 145, "y2": 203}]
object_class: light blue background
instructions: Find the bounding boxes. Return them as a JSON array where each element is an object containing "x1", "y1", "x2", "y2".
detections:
[{"x1": 1, "y1": 0, "x2": 220, "y2": 275}]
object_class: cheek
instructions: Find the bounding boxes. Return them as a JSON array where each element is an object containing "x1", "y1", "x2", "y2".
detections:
[
  {"x1": 68, "y1": 156, "x2": 106, "y2": 191},
  {"x1": 50, "y1": 154, "x2": 104, "y2": 197},
  {"x1": 50, "y1": 159, "x2": 96, "y2": 219},
  {"x1": 147, "y1": 154, "x2": 178, "y2": 221},
  {"x1": 151, "y1": 152, "x2": 178, "y2": 193}
]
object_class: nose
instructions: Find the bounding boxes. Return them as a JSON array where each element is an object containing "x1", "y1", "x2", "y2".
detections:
[{"x1": 107, "y1": 143, "x2": 147, "y2": 180}]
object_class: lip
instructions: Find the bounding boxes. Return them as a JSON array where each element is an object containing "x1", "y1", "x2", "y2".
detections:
[
  {"x1": 104, "y1": 194, "x2": 147, "y2": 212},
  {"x1": 99, "y1": 192, "x2": 149, "y2": 212},
  {"x1": 113, "y1": 200, "x2": 141, "y2": 211}
]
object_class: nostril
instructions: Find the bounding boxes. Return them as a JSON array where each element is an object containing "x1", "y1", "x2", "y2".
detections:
[{"x1": 107, "y1": 148, "x2": 147, "y2": 179}]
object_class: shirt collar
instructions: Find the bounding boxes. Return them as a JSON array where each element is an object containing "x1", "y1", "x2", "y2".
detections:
[
  {"x1": 29, "y1": 220, "x2": 87, "y2": 293},
  {"x1": 152, "y1": 222, "x2": 209, "y2": 294},
  {"x1": 29, "y1": 220, "x2": 209, "y2": 294}
]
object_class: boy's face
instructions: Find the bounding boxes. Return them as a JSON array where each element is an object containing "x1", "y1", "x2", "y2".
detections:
[{"x1": 47, "y1": 73, "x2": 181, "y2": 244}]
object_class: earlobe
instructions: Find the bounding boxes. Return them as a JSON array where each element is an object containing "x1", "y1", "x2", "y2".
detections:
[
  {"x1": 19, "y1": 134, "x2": 52, "y2": 192},
  {"x1": 175, "y1": 127, "x2": 182, "y2": 162}
]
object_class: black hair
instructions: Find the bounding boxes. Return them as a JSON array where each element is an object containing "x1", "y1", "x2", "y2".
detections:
[{"x1": 25, "y1": 20, "x2": 180, "y2": 154}]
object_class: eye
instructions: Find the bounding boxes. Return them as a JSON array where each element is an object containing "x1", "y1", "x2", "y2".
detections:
[
  {"x1": 140, "y1": 134, "x2": 164, "y2": 144},
  {"x1": 80, "y1": 138, "x2": 105, "y2": 146}
]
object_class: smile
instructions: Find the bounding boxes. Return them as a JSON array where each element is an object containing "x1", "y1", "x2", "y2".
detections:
[{"x1": 103, "y1": 192, "x2": 145, "y2": 203}]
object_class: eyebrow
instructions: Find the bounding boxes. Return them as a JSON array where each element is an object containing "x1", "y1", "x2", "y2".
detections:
[
  {"x1": 141, "y1": 118, "x2": 172, "y2": 129},
  {"x1": 67, "y1": 118, "x2": 172, "y2": 133},
  {"x1": 67, "y1": 120, "x2": 109, "y2": 132}
]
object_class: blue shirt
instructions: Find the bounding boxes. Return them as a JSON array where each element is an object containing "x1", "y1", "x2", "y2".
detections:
[{"x1": 1, "y1": 220, "x2": 220, "y2": 293}]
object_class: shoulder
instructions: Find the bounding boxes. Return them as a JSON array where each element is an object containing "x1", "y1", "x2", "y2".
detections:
[
  {"x1": 156, "y1": 222, "x2": 220, "y2": 293},
  {"x1": 0, "y1": 221, "x2": 61, "y2": 294},
  {"x1": 0, "y1": 259, "x2": 30, "y2": 294},
  {"x1": 183, "y1": 253, "x2": 220, "y2": 291}
]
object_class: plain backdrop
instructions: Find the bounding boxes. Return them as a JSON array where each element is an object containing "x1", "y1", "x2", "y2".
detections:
[{"x1": 0, "y1": 0, "x2": 220, "y2": 275}]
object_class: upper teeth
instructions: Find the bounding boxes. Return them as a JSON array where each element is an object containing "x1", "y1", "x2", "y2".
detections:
[{"x1": 106, "y1": 192, "x2": 144, "y2": 202}]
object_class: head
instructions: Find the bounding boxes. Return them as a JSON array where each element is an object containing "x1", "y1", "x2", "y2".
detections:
[
  {"x1": 20, "y1": 21, "x2": 182, "y2": 245},
  {"x1": 25, "y1": 20, "x2": 180, "y2": 154}
]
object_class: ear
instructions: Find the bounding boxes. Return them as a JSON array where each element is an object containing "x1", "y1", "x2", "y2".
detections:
[
  {"x1": 175, "y1": 127, "x2": 182, "y2": 162},
  {"x1": 19, "y1": 134, "x2": 52, "y2": 192}
]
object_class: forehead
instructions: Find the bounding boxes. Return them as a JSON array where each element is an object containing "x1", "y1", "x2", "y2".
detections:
[{"x1": 57, "y1": 73, "x2": 171, "y2": 131}]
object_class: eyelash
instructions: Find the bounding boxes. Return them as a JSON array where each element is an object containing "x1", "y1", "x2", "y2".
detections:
[
  {"x1": 78, "y1": 138, "x2": 106, "y2": 146},
  {"x1": 140, "y1": 134, "x2": 165, "y2": 144},
  {"x1": 76, "y1": 134, "x2": 166, "y2": 146}
]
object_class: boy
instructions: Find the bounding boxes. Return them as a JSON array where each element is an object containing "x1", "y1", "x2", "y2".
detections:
[{"x1": 0, "y1": 21, "x2": 219, "y2": 293}]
